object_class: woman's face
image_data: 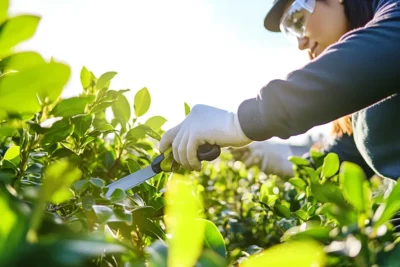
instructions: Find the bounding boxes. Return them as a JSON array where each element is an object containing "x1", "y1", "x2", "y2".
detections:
[{"x1": 282, "y1": 0, "x2": 350, "y2": 58}]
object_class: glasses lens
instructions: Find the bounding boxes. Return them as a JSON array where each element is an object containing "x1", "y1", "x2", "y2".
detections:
[{"x1": 280, "y1": 0, "x2": 315, "y2": 39}]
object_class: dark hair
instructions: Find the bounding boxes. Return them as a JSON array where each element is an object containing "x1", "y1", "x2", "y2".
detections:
[{"x1": 343, "y1": 0, "x2": 374, "y2": 30}]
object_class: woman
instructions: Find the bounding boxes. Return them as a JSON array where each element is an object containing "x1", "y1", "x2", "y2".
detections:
[
  {"x1": 231, "y1": 0, "x2": 376, "y2": 179},
  {"x1": 159, "y1": 0, "x2": 400, "y2": 183}
]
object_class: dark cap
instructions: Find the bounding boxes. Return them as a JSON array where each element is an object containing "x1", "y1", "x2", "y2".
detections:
[{"x1": 264, "y1": 0, "x2": 289, "y2": 32}]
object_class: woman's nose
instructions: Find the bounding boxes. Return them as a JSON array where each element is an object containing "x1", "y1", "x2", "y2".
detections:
[{"x1": 297, "y1": 36, "x2": 308, "y2": 50}]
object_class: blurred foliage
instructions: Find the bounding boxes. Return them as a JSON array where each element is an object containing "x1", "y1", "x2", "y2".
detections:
[{"x1": 1, "y1": 0, "x2": 400, "y2": 266}]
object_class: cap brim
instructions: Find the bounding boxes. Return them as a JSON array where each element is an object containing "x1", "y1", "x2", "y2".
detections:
[{"x1": 264, "y1": 0, "x2": 289, "y2": 32}]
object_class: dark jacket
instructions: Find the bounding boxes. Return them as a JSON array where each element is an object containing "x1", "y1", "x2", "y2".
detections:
[
  {"x1": 296, "y1": 134, "x2": 376, "y2": 178},
  {"x1": 237, "y1": 0, "x2": 400, "y2": 180}
]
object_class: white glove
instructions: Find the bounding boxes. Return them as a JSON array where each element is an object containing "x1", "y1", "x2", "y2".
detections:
[
  {"x1": 241, "y1": 141, "x2": 295, "y2": 177},
  {"x1": 159, "y1": 104, "x2": 252, "y2": 171}
]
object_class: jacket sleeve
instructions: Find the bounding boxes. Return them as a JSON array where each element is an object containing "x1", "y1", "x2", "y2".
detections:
[
  {"x1": 237, "y1": 1, "x2": 400, "y2": 141},
  {"x1": 301, "y1": 134, "x2": 376, "y2": 178}
]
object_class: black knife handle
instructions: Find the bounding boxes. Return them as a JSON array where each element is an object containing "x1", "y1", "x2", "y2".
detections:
[{"x1": 197, "y1": 143, "x2": 221, "y2": 161}]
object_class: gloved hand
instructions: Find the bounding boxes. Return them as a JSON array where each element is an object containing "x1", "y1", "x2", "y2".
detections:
[
  {"x1": 231, "y1": 140, "x2": 295, "y2": 178},
  {"x1": 159, "y1": 104, "x2": 252, "y2": 171}
]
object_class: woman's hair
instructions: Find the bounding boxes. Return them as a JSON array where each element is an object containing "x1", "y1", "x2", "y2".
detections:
[
  {"x1": 330, "y1": 0, "x2": 374, "y2": 137},
  {"x1": 342, "y1": 0, "x2": 375, "y2": 30},
  {"x1": 331, "y1": 115, "x2": 353, "y2": 136}
]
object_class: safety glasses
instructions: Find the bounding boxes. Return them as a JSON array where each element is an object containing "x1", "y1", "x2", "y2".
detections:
[{"x1": 279, "y1": 0, "x2": 316, "y2": 42}]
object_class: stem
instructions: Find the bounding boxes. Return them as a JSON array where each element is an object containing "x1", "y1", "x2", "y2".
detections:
[
  {"x1": 258, "y1": 200, "x2": 274, "y2": 213},
  {"x1": 13, "y1": 130, "x2": 33, "y2": 191},
  {"x1": 19, "y1": 150, "x2": 28, "y2": 177},
  {"x1": 107, "y1": 140, "x2": 125, "y2": 180},
  {"x1": 107, "y1": 156, "x2": 121, "y2": 180}
]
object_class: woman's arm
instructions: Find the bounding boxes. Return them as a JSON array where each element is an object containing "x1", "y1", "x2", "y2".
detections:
[{"x1": 237, "y1": 1, "x2": 400, "y2": 141}]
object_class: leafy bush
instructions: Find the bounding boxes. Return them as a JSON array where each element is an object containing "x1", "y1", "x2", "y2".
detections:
[{"x1": 1, "y1": 1, "x2": 400, "y2": 266}]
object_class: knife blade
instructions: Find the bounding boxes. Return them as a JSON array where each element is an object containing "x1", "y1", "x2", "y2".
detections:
[
  {"x1": 104, "y1": 143, "x2": 221, "y2": 198},
  {"x1": 104, "y1": 165, "x2": 157, "y2": 197}
]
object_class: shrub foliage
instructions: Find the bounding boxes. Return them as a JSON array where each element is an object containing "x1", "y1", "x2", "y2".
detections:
[{"x1": 0, "y1": 1, "x2": 400, "y2": 266}]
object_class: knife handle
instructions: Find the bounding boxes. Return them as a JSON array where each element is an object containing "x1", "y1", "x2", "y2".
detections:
[
  {"x1": 197, "y1": 143, "x2": 221, "y2": 161},
  {"x1": 152, "y1": 143, "x2": 221, "y2": 173}
]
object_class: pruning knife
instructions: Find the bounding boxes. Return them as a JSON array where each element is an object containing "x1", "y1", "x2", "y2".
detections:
[{"x1": 104, "y1": 143, "x2": 221, "y2": 198}]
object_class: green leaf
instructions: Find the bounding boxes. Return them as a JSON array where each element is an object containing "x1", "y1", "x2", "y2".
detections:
[
  {"x1": 49, "y1": 96, "x2": 94, "y2": 117},
  {"x1": 310, "y1": 182, "x2": 349, "y2": 208},
  {"x1": 96, "y1": 123, "x2": 115, "y2": 133},
  {"x1": 321, "y1": 153, "x2": 339, "y2": 178},
  {"x1": 274, "y1": 204, "x2": 291, "y2": 219},
  {"x1": 92, "y1": 205, "x2": 113, "y2": 224},
  {"x1": 92, "y1": 205, "x2": 132, "y2": 225},
  {"x1": 310, "y1": 149, "x2": 325, "y2": 168},
  {"x1": 288, "y1": 156, "x2": 310, "y2": 167},
  {"x1": 132, "y1": 212, "x2": 166, "y2": 240},
  {"x1": 0, "y1": 0, "x2": 8, "y2": 25},
  {"x1": 147, "y1": 240, "x2": 168, "y2": 267},
  {"x1": 240, "y1": 240, "x2": 326, "y2": 267},
  {"x1": 0, "y1": 190, "x2": 17, "y2": 249},
  {"x1": 90, "y1": 101, "x2": 115, "y2": 114},
  {"x1": 126, "y1": 124, "x2": 161, "y2": 142},
  {"x1": 127, "y1": 158, "x2": 141, "y2": 173},
  {"x1": 259, "y1": 182, "x2": 270, "y2": 204},
  {"x1": 41, "y1": 118, "x2": 74, "y2": 145},
  {"x1": 197, "y1": 249, "x2": 227, "y2": 267},
  {"x1": 111, "y1": 93, "x2": 131, "y2": 124},
  {"x1": 145, "y1": 116, "x2": 167, "y2": 131},
  {"x1": 1, "y1": 51, "x2": 45, "y2": 72},
  {"x1": 0, "y1": 15, "x2": 40, "y2": 57},
  {"x1": 304, "y1": 167, "x2": 319, "y2": 184},
  {"x1": 0, "y1": 62, "x2": 70, "y2": 117},
  {"x1": 3, "y1": 145, "x2": 20, "y2": 166},
  {"x1": 90, "y1": 178, "x2": 105, "y2": 188},
  {"x1": 95, "y1": 71, "x2": 117, "y2": 91},
  {"x1": 113, "y1": 206, "x2": 133, "y2": 225},
  {"x1": 373, "y1": 182, "x2": 400, "y2": 227},
  {"x1": 50, "y1": 191, "x2": 75, "y2": 210},
  {"x1": 339, "y1": 162, "x2": 368, "y2": 212},
  {"x1": 0, "y1": 125, "x2": 16, "y2": 137},
  {"x1": 289, "y1": 177, "x2": 306, "y2": 191},
  {"x1": 80, "y1": 66, "x2": 91, "y2": 89},
  {"x1": 131, "y1": 194, "x2": 145, "y2": 206},
  {"x1": 108, "y1": 188, "x2": 126, "y2": 203},
  {"x1": 376, "y1": 242, "x2": 400, "y2": 267},
  {"x1": 165, "y1": 173, "x2": 205, "y2": 267},
  {"x1": 71, "y1": 114, "x2": 93, "y2": 137},
  {"x1": 316, "y1": 203, "x2": 357, "y2": 225},
  {"x1": 2, "y1": 159, "x2": 16, "y2": 171},
  {"x1": 6, "y1": 237, "x2": 127, "y2": 266},
  {"x1": 81, "y1": 195, "x2": 95, "y2": 211},
  {"x1": 72, "y1": 180, "x2": 89, "y2": 195},
  {"x1": 0, "y1": 170, "x2": 16, "y2": 183},
  {"x1": 42, "y1": 159, "x2": 82, "y2": 204},
  {"x1": 184, "y1": 102, "x2": 190, "y2": 116},
  {"x1": 134, "y1": 87, "x2": 151, "y2": 117},
  {"x1": 281, "y1": 222, "x2": 332, "y2": 243},
  {"x1": 198, "y1": 219, "x2": 226, "y2": 258},
  {"x1": 0, "y1": 188, "x2": 27, "y2": 264},
  {"x1": 294, "y1": 209, "x2": 309, "y2": 221},
  {"x1": 131, "y1": 206, "x2": 156, "y2": 218}
]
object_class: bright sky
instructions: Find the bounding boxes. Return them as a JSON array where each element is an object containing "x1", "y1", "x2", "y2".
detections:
[{"x1": 9, "y1": 0, "x2": 331, "y2": 145}]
